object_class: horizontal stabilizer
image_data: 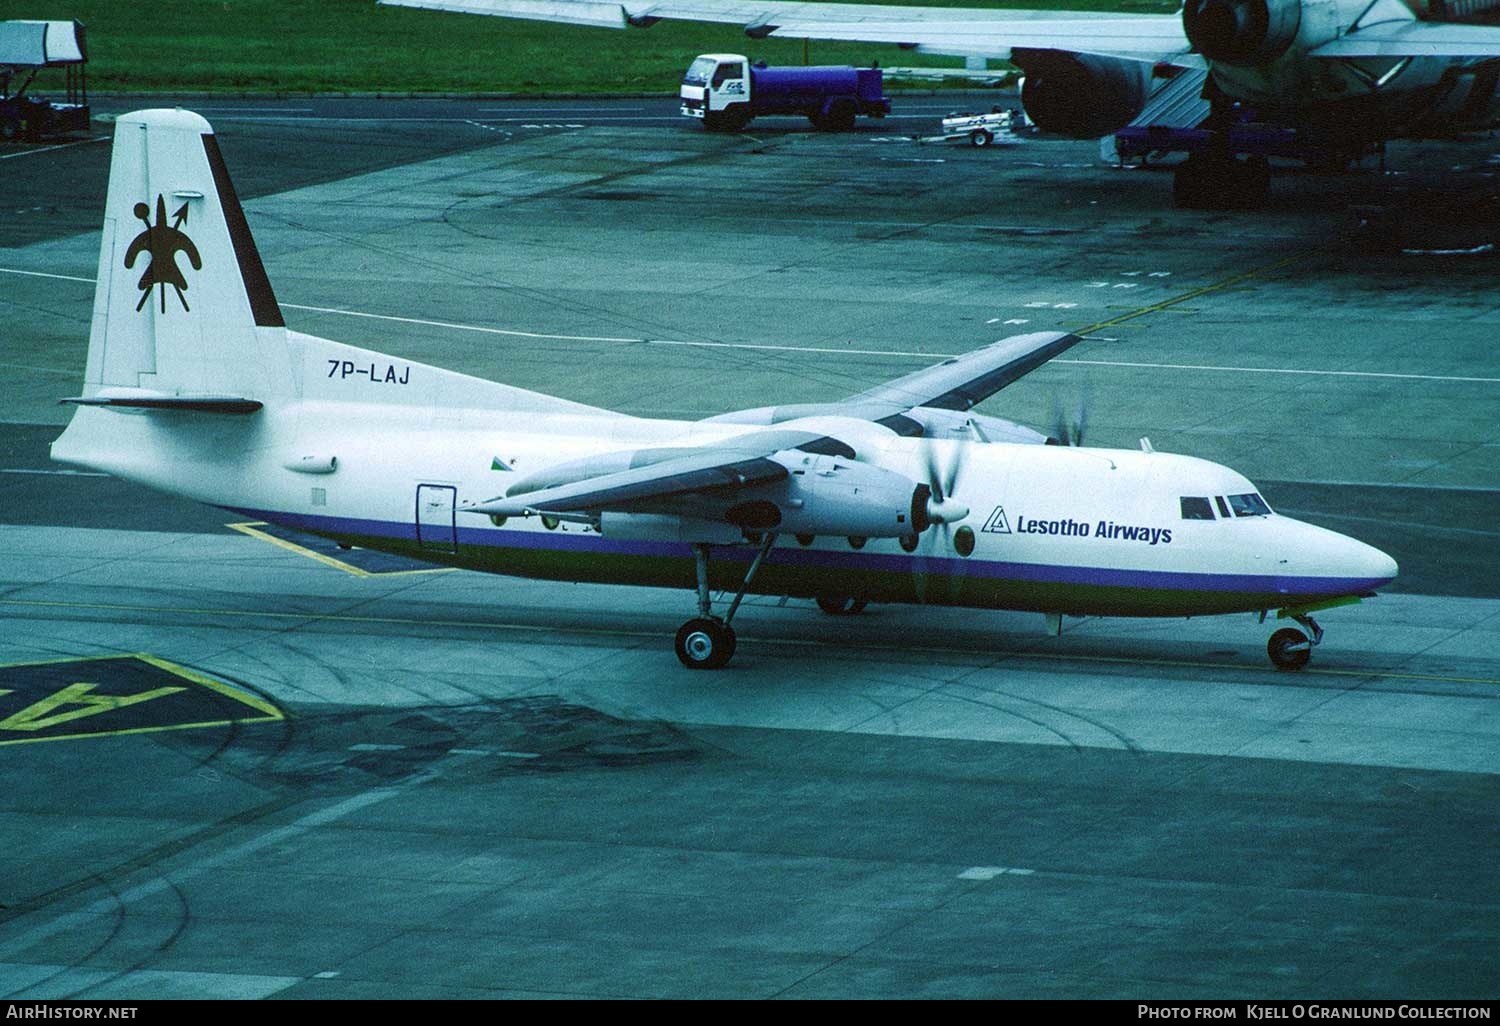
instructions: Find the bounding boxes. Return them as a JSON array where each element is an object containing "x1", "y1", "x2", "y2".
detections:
[{"x1": 60, "y1": 394, "x2": 263, "y2": 414}]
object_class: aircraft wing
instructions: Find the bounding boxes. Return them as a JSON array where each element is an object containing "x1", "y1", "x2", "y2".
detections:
[
  {"x1": 469, "y1": 332, "x2": 1080, "y2": 517},
  {"x1": 380, "y1": 0, "x2": 1190, "y2": 62},
  {"x1": 1310, "y1": 20, "x2": 1500, "y2": 58},
  {"x1": 467, "y1": 426, "x2": 839, "y2": 516},
  {"x1": 841, "y1": 330, "x2": 1080, "y2": 413}
]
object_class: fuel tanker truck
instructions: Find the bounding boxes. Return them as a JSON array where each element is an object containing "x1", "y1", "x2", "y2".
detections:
[{"x1": 679, "y1": 54, "x2": 891, "y2": 132}]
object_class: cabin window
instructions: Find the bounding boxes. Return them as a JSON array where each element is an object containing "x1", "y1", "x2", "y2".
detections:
[
  {"x1": 1215, "y1": 496, "x2": 1231, "y2": 518},
  {"x1": 1228, "y1": 492, "x2": 1272, "y2": 517},
  {"x1": 712, "y1": 62, "x2": 743, "y2": 87},
  {"x1": 1180, "y1": 496, "x2": 1215, "y2": 520},
  {"x1": 953, "y1": 525, "x2": 976, "y2": 557}
]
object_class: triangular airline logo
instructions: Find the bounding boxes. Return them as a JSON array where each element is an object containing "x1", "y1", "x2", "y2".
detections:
[{"x1": 981, "y1": 506, "x2": 1012, "y2": 534}]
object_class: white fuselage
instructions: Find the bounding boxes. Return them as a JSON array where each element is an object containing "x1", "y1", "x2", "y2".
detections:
[
  {"x1": 53, "y1": 330, "x2": 1397, "y2": 619},
  {"x1": 1207, "y1": 0, "x2": 1500, "y2": 134}
]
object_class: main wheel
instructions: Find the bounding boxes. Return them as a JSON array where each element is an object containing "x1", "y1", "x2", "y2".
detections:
[
  {"x1": 970, "y1": 128, "x2": 993, "y2": 148},
  {"x1": 703, "y1": 108, "x2": 750, "y2": 133},
  {"x1": 812, "y1": 102, "x2": 856, "y2": 132},
  {"x1": 816, "y1": 596, "x2": 867, "y2": 615},
  {"x1": 675, "y1": 617, "x2": 736, "y2": 670},
  {"x1": 1173, "y1": 156, "x2": 1216, "y2": 209},
  {"x1": 1267, "y1": 627, "x2": 1311, "y2": 671}
]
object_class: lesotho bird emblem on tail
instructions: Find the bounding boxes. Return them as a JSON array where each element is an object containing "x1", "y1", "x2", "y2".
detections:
[{"x1": 125, "y1": 194, "x2": 201, "y2": 313}]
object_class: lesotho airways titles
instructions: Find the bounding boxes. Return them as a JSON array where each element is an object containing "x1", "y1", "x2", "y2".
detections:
[{"x1": 52, "y1": 109, "x2": 1397, "y2": 670}]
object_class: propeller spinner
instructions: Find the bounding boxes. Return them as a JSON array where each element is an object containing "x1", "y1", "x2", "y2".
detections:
[{"x1": 913, "y1": 441, "x2": 971, "y2": 533}]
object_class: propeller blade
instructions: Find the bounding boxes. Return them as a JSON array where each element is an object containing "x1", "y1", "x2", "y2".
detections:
[
  {"x1": 1049, "y1": 389, "x2": 1090, "y2": 446},
  {"x1": 915, "y1": 437, "x2": 970, "y2": 530},
  {"x1": 922, "y1": 442, "x2": 944, "y2": 504},
  {"x1": 942, "y1": 451, "x2": 960, "y2": 503}
]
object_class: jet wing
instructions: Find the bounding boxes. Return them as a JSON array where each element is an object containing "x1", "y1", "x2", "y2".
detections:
[
  {"x1": 380, "y1": 0, "x2": 1190, "y2": 62},
  {"x1": 466, "y1": 426, "x2": 836, "y2": 516},
  {"x1": 842, "y1": 330, "x2": 1081, "y2": 414},
  {"x1": 1310, "y1": 20, "x2": 1500, "y2": 58}
]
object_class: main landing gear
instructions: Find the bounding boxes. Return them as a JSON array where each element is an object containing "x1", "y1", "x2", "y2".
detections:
[
  {"x1": 1172, "y1": 84, "x2": 1272, "y2": 211},
  {"x1": 1266, "y1": 612, "x2": 1323, "y2": 672},
  {"x1": 674, "y1": 535, "x2": 777, "y2": 670},
  {"x1": 1173, "y1": 153, "x2": 1271, "y2": 211}
]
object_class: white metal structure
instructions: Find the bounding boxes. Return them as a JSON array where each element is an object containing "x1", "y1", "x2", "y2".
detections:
[{"x1": 52, "y1": 110, "x2": 1398, "y2": 670}]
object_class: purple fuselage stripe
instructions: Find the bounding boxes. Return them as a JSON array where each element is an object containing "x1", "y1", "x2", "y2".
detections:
[{"x1": 228, "y1": 507, "x2": 1390, "y2": 597}]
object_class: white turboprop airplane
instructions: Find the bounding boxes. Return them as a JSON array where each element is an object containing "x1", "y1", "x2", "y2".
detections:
[
  {"x1": 381, "y1": 0, "x2": 1500, "y2": 207},
  {"x1": 52, "y1": 109, "x2": 1397, "y2": 670}
]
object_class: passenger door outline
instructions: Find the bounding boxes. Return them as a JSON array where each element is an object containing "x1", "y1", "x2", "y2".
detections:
[{"x1": 415, "y1": 484, "x2": 458, "y2": 554}]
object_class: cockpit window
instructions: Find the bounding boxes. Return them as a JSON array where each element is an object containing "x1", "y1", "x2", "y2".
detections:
[
  {"x1": 683, "y1": 57, "x2": 716, "y2": 85},
  {"x1": 1215, "y1": 496, "x2": 1231, "y2": 518},
  {"x1": 1228, "y1": 492, "x2": 1272, "y2": 517},
  {"x1": 1180, "y1": 496, "x2": 1215, "y2": 520}
]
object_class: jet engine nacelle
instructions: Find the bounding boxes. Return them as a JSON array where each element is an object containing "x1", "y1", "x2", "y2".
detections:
[
  {"x1": 1183, "y1": 0, "x2": 1302, "y2": 65},
  {"x1": 726, "y1": 453, "x2": 929, "y2": 538},
  {"x1": 1014, "y1": 50, "x2": 1152, "y2": 138}
]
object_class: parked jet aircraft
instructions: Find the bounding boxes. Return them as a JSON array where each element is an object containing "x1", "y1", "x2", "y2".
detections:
[
  {"x1": 52, "y1": 109, "x2": 1397, "y2": 670},
  {"x1": 382, "y1": 0, "x2": 1500, "y2": 207}
]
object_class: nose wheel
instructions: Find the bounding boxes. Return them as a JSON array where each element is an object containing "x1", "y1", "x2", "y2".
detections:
[{"x1": 1267, "y1": 613, "x2": 1323, "y2": 671}]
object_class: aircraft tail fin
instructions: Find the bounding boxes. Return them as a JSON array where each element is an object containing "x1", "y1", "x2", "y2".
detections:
[{"x1": 74, "y1": 108, "x2": 294, "y2": 405}]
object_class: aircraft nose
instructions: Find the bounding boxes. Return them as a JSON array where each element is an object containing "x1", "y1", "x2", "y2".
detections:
[
  {"x1": 1281, "y1": 521, "x2": 1397, "y2": 596},
  {"x1": 1361, "y1": 544, "x2": 1399, "y2": 587},
  {"x1": 1332, "y1": 532, "x2": 1398, "y2": 589}
]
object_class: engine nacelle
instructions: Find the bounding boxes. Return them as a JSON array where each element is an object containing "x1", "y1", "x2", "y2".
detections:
[
  {"x1": 726, "y1": 453, "x2": 927, "y2": 538},
  {"x1": 902, "y1": 407, "x2": 1051, "y2": 446},
  {"x1": 1014, "y1": 50, "x2": 1152, "y2": 138},
  {"x1": 1183, "y1": 0, "x2": 1302, "y2": 65}
]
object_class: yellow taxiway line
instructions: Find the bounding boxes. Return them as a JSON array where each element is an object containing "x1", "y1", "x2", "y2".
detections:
[{"x1": 1, "y1": 597, "x2": 1494, "y2": 688}]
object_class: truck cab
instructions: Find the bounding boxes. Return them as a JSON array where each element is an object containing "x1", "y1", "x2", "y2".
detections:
[{"x1": 679, "y1": 53, "x2": 752, "y2": 132}]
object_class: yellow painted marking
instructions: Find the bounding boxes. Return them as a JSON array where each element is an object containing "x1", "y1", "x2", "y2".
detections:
[
  {"x1": 226, "y1": 521, "x2": 452, "y2": 578},
  {"x1": 135, "y1": 653, "x2": 284, "y2": 719},
  {"x1": 0, "y1": 717, "x2": 282, "y2": 748},
  {"x1": 0, "y1": 682, "x2": 187, "y2": 732},
  {"x1": 1072, "y1": 254, "x2": 1308, "y2": 335},
  {"x1": 0, "y1": 651, "x2": 284, "y2": 746},
  {"x1": 2, "y1": 598, "x2": 1494, "y2": 688}
]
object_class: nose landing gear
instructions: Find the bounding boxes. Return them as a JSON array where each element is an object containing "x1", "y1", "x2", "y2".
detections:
[{"x1": 1266, "y1": 611, "x2": 1324, "y2": 671}]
